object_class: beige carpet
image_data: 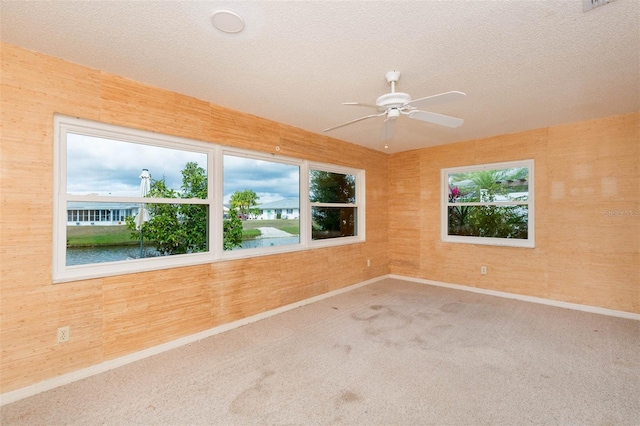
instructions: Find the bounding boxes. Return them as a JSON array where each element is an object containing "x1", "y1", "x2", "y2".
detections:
[{"x1": 2, "y1": 278, "x2": 639, "y2": 425}]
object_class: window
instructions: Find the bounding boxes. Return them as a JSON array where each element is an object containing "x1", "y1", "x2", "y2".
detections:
[
  {"x1": 441, "y1": 160, "x2": 534, "y2": 248},
  {"x1": 54, "y1": 115, "x2": 213, "y2": 281},
  {"x1": 222, "y1": 153, "x2": 300, "y2": 252},
  {"x1": 309, "y1": 167, "x2": 364, "y2": 243},
  {"x1": 53, "y1": 115, "x2": 365, "y2": 282}
]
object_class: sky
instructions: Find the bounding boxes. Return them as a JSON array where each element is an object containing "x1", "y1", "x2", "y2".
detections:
[
  {"x1": 223, "y1": 155, "x2": 299, "y2": 204},
  {"x1": 67, "y1": 134, "x2": 299, "y2": 204}
]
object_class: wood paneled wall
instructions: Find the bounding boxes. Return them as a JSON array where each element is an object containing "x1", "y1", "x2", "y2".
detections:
[
  {"x1": 1, "y1": 42, "x2": 637, "y2": 395},
  {"x1": 389, "y1": 114, "x2": 640, "y2": 314},
  {"x1": 0, "y1": 43, "x2": 389, "y2": 393}
]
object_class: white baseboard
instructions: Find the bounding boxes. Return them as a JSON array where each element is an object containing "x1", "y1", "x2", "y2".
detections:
[
  {"x1": 0, "y1": 275, "x2": 386, "y2": 407},
  {"x1": 388, "y1": 274, "x2": 640, "y2": 321}
]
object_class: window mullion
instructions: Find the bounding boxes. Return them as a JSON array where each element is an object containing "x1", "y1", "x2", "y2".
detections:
[
  {"x1": 211, "y1": 146, "x2": 223, "y2": 259},
  {"x1": 300, "y1": 161, "x2": 310, "y2": 246},
  {"x1": 65, "y1": 195, "x2": 210, "y2": 205},
  {"x1": 310, "y1": 202, "x2": 357, "y2": 208}
]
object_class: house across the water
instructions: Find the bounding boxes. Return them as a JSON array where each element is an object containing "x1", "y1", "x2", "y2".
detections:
[
  {"x1": 67, "y1": 202, "x2": 139, "y2": 226},
  {"x1": 255, "y1": 198, "x2": 299, "y2": 220}
]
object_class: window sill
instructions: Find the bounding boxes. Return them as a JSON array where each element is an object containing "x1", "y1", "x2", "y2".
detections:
[
  {"x1": 53, "y1": 237, "x2": 366, "y2": 283},
  {"x1": 442, "y1": 235, "x2": 535, "y2": 248}
]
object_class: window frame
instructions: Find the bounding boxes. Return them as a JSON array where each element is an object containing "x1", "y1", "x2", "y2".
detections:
[
  {"x1": 219, "y1": 148, "x2": 304, "y2": 260},
  {"x1": 54, "y1": 115, "x2": 216, "y2": 282},
  {"x1": 440, "y1": 159, "x2": 534, "y2": 248},
  {"x1": 308, "y1": 163, "x2": 366, "y2": 248},
  {"x1": 53, "y1": 115, "x2": 366, "y2": 283}
]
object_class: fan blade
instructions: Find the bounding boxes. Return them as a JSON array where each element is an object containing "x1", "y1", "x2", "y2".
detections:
[
  {"x1": 380, "y1": 117, "x2": 396, "y2": 141},
  {"x1": 342, "y1": 101, "x2": 380, "y2": 109},
  {"x1": 408, "y1": 110, "x2": 464, "y2": 128},
  {"x1": 323, "y1": 112, "x2": 386, "y2": 132},
  {"x1": 406, "y1": 91, "x2": 466, "y2": 109}
]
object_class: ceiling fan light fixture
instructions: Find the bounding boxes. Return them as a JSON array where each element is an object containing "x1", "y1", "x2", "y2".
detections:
[{"x1": 211, "y1": 10, "x2": 245, "y2": 33}]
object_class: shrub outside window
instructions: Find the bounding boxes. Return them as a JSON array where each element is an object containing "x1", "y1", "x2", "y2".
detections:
[{"x1": 441, "y1": 160, "x2": 534, "y2": 248}]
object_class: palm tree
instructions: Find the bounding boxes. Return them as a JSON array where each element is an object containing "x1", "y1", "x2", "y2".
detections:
[{"x1": 448, "y1": 167, "x2": 529, "y2": 238}]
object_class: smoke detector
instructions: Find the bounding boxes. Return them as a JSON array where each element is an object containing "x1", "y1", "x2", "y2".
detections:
[{"x1": 212, "y1": 10, "x2": 245, "y2": 33}]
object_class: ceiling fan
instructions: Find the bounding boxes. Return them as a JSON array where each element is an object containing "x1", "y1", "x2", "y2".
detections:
[{"x1": 323, "y1": 71, "x2": 466, "y2": 149}]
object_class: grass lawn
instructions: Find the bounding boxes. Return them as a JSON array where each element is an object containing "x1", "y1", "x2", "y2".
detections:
[
  {"x1": 242, "y1": 229, "x2": 261, "y2": 240},
  {"x1": 67, "y1": 226, "x2": 135, "y2": 247},
  {"x1": 241, "y1": 219, "x2": 300, "y2": 235},
  {"x1": 279, "y1": 226, "x2": 299, "y2": 234},
  {"x1": 67, "y1": 219, "x2": 300, "y2": 246}
]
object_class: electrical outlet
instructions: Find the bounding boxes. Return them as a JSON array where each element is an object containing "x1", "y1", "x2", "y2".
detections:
[
  {"x1": 57, "y1": 326, "x2": 70, "y2": 343},
  {"x1": 481, "y1": 266, "x2": 487, "y2": 275},
  {"x1": 367, "y1": 259, "x2": 371, "y2": 267}
]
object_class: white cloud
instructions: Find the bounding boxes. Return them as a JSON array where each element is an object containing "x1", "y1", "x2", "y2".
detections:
[{"x1": 66, "y1": 135, "x2": 299, "y2": 202}]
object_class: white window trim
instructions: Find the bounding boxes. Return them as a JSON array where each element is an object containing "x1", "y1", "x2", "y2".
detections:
[
  {"x1": 53, "y1": 115, "x2": 366, "y2": 283},
  {"x1": 440, "y1": 159, "x2": 534, "y2": 248},
  {"x1": 219, "y1": 147, "x2": 306, "y2": 260},
  {"x1": 307, "y1": 162, "x2": 366, "y2": 249},
  {"x1": 53, "y1": 115, "x2": 217, "y2": 282}
]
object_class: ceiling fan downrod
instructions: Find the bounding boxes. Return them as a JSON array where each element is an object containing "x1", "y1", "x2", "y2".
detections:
[{"x1": 385, "y1": 70, "x2": 401, "y2": 92}]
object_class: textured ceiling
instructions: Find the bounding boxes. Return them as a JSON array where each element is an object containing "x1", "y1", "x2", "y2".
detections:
[{"x1": 1, "y1": 1, "x2": 638, "y2": 153}]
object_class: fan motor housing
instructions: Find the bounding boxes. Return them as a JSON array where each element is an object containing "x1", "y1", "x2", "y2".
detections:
[{"x1": 376, "y1": 92, "x2": 411, "y2": 110}]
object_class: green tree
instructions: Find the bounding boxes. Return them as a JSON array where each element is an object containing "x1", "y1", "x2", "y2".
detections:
[
  {"x1": 126, "y1": 162, "x2": 243, "y2": 255},
  {"x1": 309, "y1": 170, "x2": 355, "y2": 204},
  {"x1": 309, "y1": 170, "x2": 356, "y2": 238},
  {"x1": 223, "y1": 208, "x2": 243, "y2": 250},
  {"x1": 179, "y1": 162, "x2": 208, "y2": 253},
  {"x1": 229, "y1": 189, "x2": 259, "y2": 218},
  {"x1": 132, "y1": 178, "x2": 186, "y2": 255}
]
